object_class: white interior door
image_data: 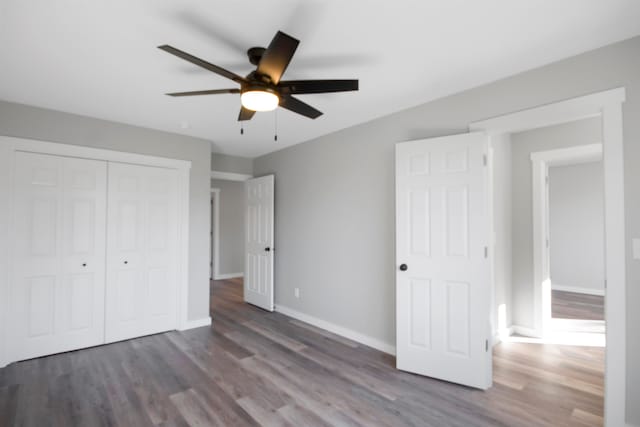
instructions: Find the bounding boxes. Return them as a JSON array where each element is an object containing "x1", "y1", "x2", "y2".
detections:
[
  {"x1": 10, "y1": 152, "x2": 107, "y2": 361},
  {"x1": 105, "y1": 162, "x2": 179, "y2": 342},
  {"x1": 395, "y1": 132, "x2": 492, "y2": 389},
  {"x1": 244, "y1": 175, "x2": 274, "y2": 311}
]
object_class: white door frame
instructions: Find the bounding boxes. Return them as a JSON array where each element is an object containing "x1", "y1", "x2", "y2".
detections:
[
  {"x1": 470, "y1": 87, "x2": 626, "y2": 427},
  {"x1": 210, "y1": 188, "x2": 221, "y2": 280},
  {"x1": 0, "y1": 135, "x2": 192, "y2": 368},
  {"x1": 530, "y1": 144, "x2": 603, "y2": 337}
]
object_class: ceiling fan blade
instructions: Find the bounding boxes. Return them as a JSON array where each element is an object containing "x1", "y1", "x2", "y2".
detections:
[
  {"x1": 279, "y1": 95, "x2": 322, "y2": 119},
  {"x1": 238, "y1": 106, "x2": 256, "y2": 121},
  {"x1": 166, "y1": 88, "x2": 240, "y2": 97},
  {"x1": 256, "y1": 31, "x2": 299, "y2": 85},
  {"x1": 158, "y1": 45, "x2": 245, "y2": 84},
  {"x1": 278, "y1": 79, "x2": 359, "y2": 94}
]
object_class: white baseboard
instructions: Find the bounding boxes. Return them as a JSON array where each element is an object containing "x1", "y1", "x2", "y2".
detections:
[
  {"x1": 214, "y1": 272, "x2": 244, "y2": 280},
  {"x1": 275, "y1": 305, "x2": 396, "y2": 355},
  {"x1": 511, "y1": 324, "x2": 542, "y2": 338},
  {"x1": 551, "y1": 284, "x2": 605, "y2": 296},
  {"x1": 179, "y1": 316, "x2": 212, "y2": 331},
  {"x1": 492, "y1": 326, "x2": 514, "y2": 346}
]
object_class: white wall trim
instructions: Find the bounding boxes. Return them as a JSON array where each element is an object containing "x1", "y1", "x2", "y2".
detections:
[
  {"x1": 0, "y1": 135, "x2": 192, "y2": 366},
  {"x1": 470, "y1": 87, "x2": 627, "y2": 426},
  {"x1": 511, "y1": 325, "x2": 540, "y2": 338},
  {"x1": 0, "y1": 141, "x2": 10, "y2": 368},
  {"x1": 275, "y1": 305, "x2": 396, "y2": 355},
  {"x1": 214, "y1": 272, "x2": 244, "y2": 280},
  {"x1": 530, "y1": 143, "x2": 602, "y2": 164},
  {"x1": 177, "y1": 167, "x2": 191, "y2": 332},
  {"x1": 601, "y1": 98, "x2": 628, "y2": 427},
  {"x1": 492, "y1": 326, "x2": 514, "y2": 346},
  {"x1": 2, "y1": 135, "x2": 191, "y2": 170},
  {"x1": 551, "y1": 284, "x2": 605, "y2": 296},
  {"x1": 178, "y1": 316, "x2": 212, "y2": 331},
  {"x1": 469, "y1": 88, "x2": 626, "y2": 135},
  {"x1": 211, "y1": 170, "x2": 252, "y2": 181}
]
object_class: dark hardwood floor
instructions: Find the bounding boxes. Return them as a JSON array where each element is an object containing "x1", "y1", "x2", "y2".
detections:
[
  {"x1": 552, "y1": 290, "x2": 605, "y2": 321},
  {"x1": 0, "y1": 278, "x2": 604, "y2": 426}
]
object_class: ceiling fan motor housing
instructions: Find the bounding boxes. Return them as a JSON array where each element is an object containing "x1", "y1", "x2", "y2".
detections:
[{"x1": 247, "y1": 47, "x2": 266, "y2": 66}]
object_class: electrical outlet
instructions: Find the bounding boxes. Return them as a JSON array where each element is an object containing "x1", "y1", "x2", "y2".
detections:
[{"x1": 294, "y1": 288, "x2": 300, "y2": 298}]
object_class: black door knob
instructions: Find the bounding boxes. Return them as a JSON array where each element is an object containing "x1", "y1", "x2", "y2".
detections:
[
  {"x1": 264, "y1": 247, "x2": 271, "y2": 252},
  {"x1": 124, "y1": 261, "x2": 128, "y2": 264},
  {"x1": 399, "y1": 264, "x2": 408, "y2": 271},
  {"x1": 82, "y1": 263, "x2": 87, "y2": 267}
]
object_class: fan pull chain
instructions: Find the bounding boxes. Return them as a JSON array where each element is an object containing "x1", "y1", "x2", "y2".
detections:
[
  {"x1": 274, "y1": 109, "x2": 278, "y2": 142},
  {"x1": 240, "y1": 122, "x2": 244, "y2": 135}
]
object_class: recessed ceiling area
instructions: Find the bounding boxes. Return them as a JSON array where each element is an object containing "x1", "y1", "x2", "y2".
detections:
[{"x1": 1, "y1": 0, "x2": 639, "y2": 157}]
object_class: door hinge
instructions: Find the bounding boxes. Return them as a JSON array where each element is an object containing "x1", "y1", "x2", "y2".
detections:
[
  {"x1": 604, "y1": 279, "x2": 607, "y2": 289},
  {"x1": 485, "y1": 339, "x2": 489, "y2": 351},
  {"x1": 484, "y1": 246, "x2": 488, "y2": 258},
  {"x1": 483, "y1": 154, "x2": 487, "y2": 166},
  {"x1": 545, "y1": 175, "x2": 549, "y2": 185}
]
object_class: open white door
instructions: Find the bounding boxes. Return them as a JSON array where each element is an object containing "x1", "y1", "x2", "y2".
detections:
[
  {"x1": 395, "y1": 132, "x2": 492, "y2": 389},
  {"x1": 244, "y1": 175, "x2": 274, "y2": 311}
]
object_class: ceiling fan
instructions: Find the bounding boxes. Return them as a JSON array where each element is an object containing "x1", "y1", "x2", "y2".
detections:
[{"x1": 158, "y1": 30, "x2": 359, "y2": 121}]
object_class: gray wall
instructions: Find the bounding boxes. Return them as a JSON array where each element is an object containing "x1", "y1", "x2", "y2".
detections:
[
  {"x1": 491, "y1": 134, "x2": 513, "y2": 334},
  {"x1": 211, "y1": 152, "x2": 253, "y2": 175},
  {"x1": 0, "y1": 100, "x2": 212, "y2": 322},
  {"x1": 510, "y1": 117, "x2": 602, "y2": 328},
  {"x1": 211, "y1": 179, "x2": 245, "y2": 276},
  {"x1": 253, "y1": 36, "x2": 640, "y2": 423},
  {"x1": 549, "y1": 161, "x2": 605, "y2": 292}
]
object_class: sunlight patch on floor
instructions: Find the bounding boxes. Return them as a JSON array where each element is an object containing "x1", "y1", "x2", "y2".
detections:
[{"x1": 502, "y1": 318, "x2": 606, "y2": 347}]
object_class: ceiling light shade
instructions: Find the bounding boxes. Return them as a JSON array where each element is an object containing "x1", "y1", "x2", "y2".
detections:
[{"x1": 241, "y1": 89, "x2": 279, "y2": 112}]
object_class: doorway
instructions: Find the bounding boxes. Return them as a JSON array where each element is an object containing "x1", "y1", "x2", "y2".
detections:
[
  {"x1": 541, "y1": 146, "x2": 606, "y2": 346},
  {"x1": 470, "y1": 88, "x2": 626, "y2": 426},
  {"x1": 209, "y1": 179, "x2": 245, "y2": 281}
]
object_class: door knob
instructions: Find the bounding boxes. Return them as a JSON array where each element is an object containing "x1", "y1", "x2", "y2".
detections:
[
  {"x1": 124, "y1": 261, "x2": 128, "y2": 264},
  {"x1": 82, "y1": 263, "x2": 87, "y2": 267},
  {"x1": 264, "y1": 247, "x2": 271, "y2": 252},
  {"x1": 399, "y1": 264, "x2": 408, "y2": 271}
]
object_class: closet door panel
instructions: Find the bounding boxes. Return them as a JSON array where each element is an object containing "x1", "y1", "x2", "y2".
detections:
[
  {"x1": 105, "y1": 163, "x2": 178, "y2": 342},
  {"x1": 10, "y1": 152, "x2": 107, "y2": 361}
]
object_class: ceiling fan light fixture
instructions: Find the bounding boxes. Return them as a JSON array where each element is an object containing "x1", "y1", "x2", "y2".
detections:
[{"x1": 241, "y1": 89, "x2": 279, "y2": 112}]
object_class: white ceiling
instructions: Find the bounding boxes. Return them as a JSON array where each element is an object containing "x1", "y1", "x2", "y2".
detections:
[{"x1": 1, "y1": 1, "x2": 639, "y2": 158}]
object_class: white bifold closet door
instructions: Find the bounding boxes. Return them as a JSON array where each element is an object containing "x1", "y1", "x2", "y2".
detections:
[
  {"x1": 105, "y1": 162, "x2": 179, "y2": 343},
  {"x1": 9, "y1": 152, "x2": 107, "y2": 361}
]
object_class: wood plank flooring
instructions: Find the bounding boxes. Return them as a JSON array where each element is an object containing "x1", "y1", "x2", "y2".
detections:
[
  {"x1": 0, "y1": 278, "x2": 604, "y2": 426},
  {"x1": 552, "y1": 290, "x2": 604, "y2": 321}
]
